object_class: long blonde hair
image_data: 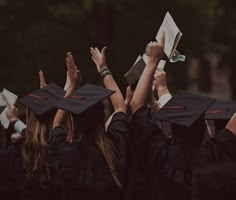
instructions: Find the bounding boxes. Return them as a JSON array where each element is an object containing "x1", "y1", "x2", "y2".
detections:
[
  {"x1": 72, "y1": 103, "x2": 122, "y2": 188},
  {"x1": 22, "y1": 110, "x2": 51, "y2": 188}
]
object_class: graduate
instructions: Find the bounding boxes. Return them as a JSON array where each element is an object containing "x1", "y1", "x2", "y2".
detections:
[
  {"x1": 0, "y1": 106, "x2": 22, "y2": 200},
  {"x1": 4, "y1": 60, "x2": 76, "y2": 199},
  {"x1": 10, "y1": 82, "x2": 65, "y2": 200},
  {"x1": 48, "y1": 47, "x2": 129, "y2": 200},
  {"x1": 129, "y1": 32, "x2": 236, "y2": 200}
]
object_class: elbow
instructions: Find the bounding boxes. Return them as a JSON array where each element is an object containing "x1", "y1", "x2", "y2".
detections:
[{"x1": 130, "y1": 100, "x2": 140, "y2": 114}]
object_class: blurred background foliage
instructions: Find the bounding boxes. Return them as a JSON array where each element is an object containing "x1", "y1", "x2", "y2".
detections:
[{"x1": 0, "y1": 0, "x2": 235, "y2": 98}]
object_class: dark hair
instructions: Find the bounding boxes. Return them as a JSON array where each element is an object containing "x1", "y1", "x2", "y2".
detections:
[
  {"x1": 72, "y1": 102, "x2": 122, "y2": 187},
  {"x1": 22, "y1": 109, "x2": 53, "y2": 189}
]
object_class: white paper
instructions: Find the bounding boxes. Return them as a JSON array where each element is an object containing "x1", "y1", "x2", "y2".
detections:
[
  {"x1": 155, "y1": 12, "x2": 182, "y2": 58},
  {"x1": 142, "y1": 53, "x2": 148, "y2": 64},
  {"x1": 0, "y1": 93, "x2": 7, "y2": 106},
  {"x1": 0, "y1": 89, "x2": 18, "y2": 129},
  {"x1": 0, "y1": 107, "x2": 10, "y2": 128},
  {"x1": 2, "y1": 89, "x2": 18, "y2": 106}
]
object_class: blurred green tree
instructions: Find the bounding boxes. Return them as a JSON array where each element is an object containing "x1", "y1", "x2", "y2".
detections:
[{"x1": 0, "y1": 0, "x2": 225, "y2": 96}]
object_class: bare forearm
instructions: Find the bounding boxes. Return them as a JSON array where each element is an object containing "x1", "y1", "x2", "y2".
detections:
[
  {"x1": 53, "y1": 85, "x2": 75, "y2": 128},
  {"x1": 103, "y1": 74, "x2": 126, "y2": 113},
  {"x1": 131, "y1": 58, "x2": 160, "y2": 113}
]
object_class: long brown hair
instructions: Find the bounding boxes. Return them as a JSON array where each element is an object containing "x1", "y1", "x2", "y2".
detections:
[
  {"x1": 72, "y1": 103, "x2": 122, "y2": 188},
  {"x1": 22, "y1": 110, "x2": 52, "y2": 189}
]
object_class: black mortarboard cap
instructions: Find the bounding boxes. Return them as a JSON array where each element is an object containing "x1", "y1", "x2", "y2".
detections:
[
  {"x1": 152, "y1": 91, "x2": 216, "y2": 127},
  {"x1": 205, "y1": 100, "x2": 236, "y2": 120},
  {"x1": 19, "y1": 83, "x2": 65, "y2": 116},
  {"x1": 53, "y1": 83, "x2": 115, "y2": 115},
  {"x1": 124, "y1": 55, "x2": 146, "y2": 90}
]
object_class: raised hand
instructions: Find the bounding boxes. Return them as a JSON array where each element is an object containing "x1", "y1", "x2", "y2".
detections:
[
  {"x1": 153, "y1": 69, "x2": 167, "y2": 89},
  {"x1": 65, "y1": 52, "x2": 79, "y2": 89},
  {"x1": 6, "y1": 106, "x2": 19, "y2": 123},
  {"x1": 39, "y1": 70, "x2": 47, "y2": 88},
  {"x1": 90, "y1": 47, "x2": 107, "y2": 72},
  {"x1": 146, "y1": 32, "x2": 165, "y2": 62}
]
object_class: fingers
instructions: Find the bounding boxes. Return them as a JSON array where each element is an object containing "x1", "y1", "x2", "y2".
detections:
[
  {"x1": 39, "y1": 70, "x2": 47, "y2": 88},
  {"x1": 70, "y1": 54, "x2": 76, "y2": 68},
  {"x1": 66, "y1": 52, "x2": 77, "y2": 73},
  {"x1": 160, "y1": 31, "x2": 165, "y2": 47},
  {"x1": 154, "y1": 69, "x2": 166, "y2": 79},
  {"x1": 95, "y1": 47, "x2": 100, "y2": 54},
  {"x1": 66, "y1": 52, "x2": 71, "y2": 70},
  {"x1": 90, "y1": 49, "x2": 98, "y2": 60}
]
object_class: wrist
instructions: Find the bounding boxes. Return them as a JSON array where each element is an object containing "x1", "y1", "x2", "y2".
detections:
[
  {"x1": 68, "y1": 83, "x2": 76, "y2": 90},
  {"x1": 10, "y1": 118, "x2": 18, "y2": 124},
  {"x1": 98, "y1": 65, "x2": 108, "y2": 73},
  {"x1": 148, "y1": 57, "x2": 161, "y2": 65},
  {"x1": 157, "y1": 86, "x2": 170, "y2": 98},
  {"x1": 101, "y1": 69, "x2": 112, "y2": 80}
]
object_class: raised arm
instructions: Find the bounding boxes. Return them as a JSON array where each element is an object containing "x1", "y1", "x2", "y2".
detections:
[
  {"x1": 90, "y1": 47, "x2": 126, "y2": 114},
  {"x1": 53, "y1": 52, "x2": 78, "y2": 129},
  {"x1": 39, "y1": 70, "x2": 47, "y2": 88},
  {"x1": 153, "y1": 69, "x2": 172, "y2": 108},
  {"x1": 130, "y1": 32, "x2": 165, "y2": 114},
  {"x1": 124, "y1": 86, "x2": 134, "y2": 108}
]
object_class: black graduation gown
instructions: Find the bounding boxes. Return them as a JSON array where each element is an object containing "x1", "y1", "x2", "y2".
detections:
[
  {"x1": 48, "y1": 112, "x2": 130, "y2": 200},
  {"x1": 0, "y1": 144, "x2": 22, "y2": 200},
  {"x1": 12, "y1": 139, "x2": 59, "y2": 200},
  {"x1": 199, "y1": 128, "x2": 236, "y2": 163},
  {"x1": 131, "y1": 106, "x2": 192, "y2": 200},
  {"x1": 131, "y1": 106, "x2": 236, "y2": 200}
]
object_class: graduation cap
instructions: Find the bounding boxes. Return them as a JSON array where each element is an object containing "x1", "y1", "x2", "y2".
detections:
[
  {"x1": 19, "y1": 83, "x2": 65, "y2": 116},
  {"x1": 205, "y1": 100, "x2": 236, "y2": 133},
  {"x1": 152, "y1": 91, "x2": 216, "y2": 127},
  {"x1": 53, "y1": 83, "x2": 115, "y2": 115},
  {"x1": 205, "y1": 100, "x2": 236, "y2": 120},
  {"x1": 124, "y1": 55, "x2": 146, "y2": 90}
]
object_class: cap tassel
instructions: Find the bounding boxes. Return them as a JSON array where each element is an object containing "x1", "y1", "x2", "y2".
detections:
[
  {"x1": 66, "y1": 112, "x2": 74, "y2": 143},
  {"x1": 206, "y1": 109, "x2": 227, "y2": 115},
  {"x1": 162, "y1": 106, "x2": 185, "y2": 110},
  {"x1": 67, "y1": 95, "x2": 85, "y2": 100},
  {"x1": 28, "y1": 94, "x2": 47, "y2": 101}
]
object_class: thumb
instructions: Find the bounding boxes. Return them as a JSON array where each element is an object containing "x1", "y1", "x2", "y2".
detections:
[{"x1": 101, "y1": 47, "x2": 107, "y2": 55}]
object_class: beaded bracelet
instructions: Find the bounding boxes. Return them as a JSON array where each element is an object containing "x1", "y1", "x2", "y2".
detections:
[
  {"x1": 100, "y1": 66, "x2": 109, "y2": 74},
  {"x1": 101, "y1": 70, "x2": 112, "y2": 79}
]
